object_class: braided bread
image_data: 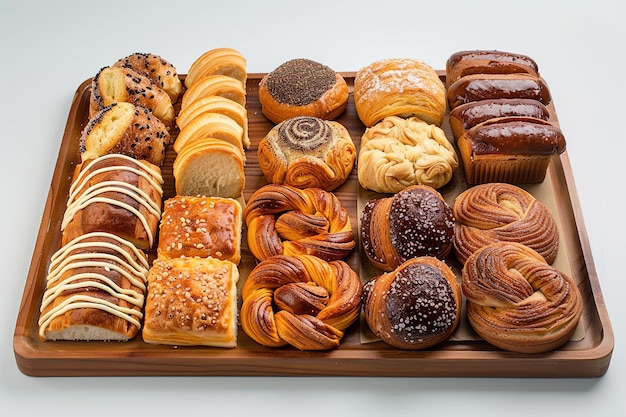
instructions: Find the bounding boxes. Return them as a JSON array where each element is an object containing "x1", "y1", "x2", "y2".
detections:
[
  {"x1": 244, "y1": 184, "x2": 355, "y2": 262},
  {"x1": 240, "y1": 254, "x2": 362, "y2": 350},
  {"x1": 462, "y1": 242, "x2": 583, "y2": 353},
  {"x1": 452, "y1": 182, "x2": 559, "y2": 265}
]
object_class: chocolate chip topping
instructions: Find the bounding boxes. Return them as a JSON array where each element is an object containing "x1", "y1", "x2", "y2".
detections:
[{"x1": 265, "y1": 59, "x2": 337, "y2": 106}]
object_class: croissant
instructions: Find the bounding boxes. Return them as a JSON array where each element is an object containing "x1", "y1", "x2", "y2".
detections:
[
  {"x1": 452, "y1": 182, "x2": 560, "y2": 265},
  {"x1": 113, "y1": 52, "x2": 182, "y2": 103},
  {"x1": 462, "y1": 242, "x2": 583, "y2": 353},
  {"x1": 240, "y1": 254, "x2": 362, "y2": 350},
  {"x1": 244, "y1": 184, "x2": 355, "y2": 262}
]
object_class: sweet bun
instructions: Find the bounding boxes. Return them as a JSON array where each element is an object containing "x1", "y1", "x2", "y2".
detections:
[
  {"x1": 353, "y1": 58, "x2": 446, "y2": 127},
  {"x1": 446, "y1": 50, "x2": 540, "y2": 86},
  {"x1": 113, "y1": 52, "x2": 182, "y2": 103},
  {"x1": 258, "y1": 58, "x2": 349, "y2": 124},
  {"x1": 357, "y1": 116, "x2": 458, "y2": 193},
  {"x1": 363, "y1": 256, "x2": 461, "y2": 350},
  {"x1": 452, "y1": 182, "x2": 560, "y2": 265},
  {"x1": 360, "y1": 185, "x2": 455, "y2": 272},
  {"x1": 257, "y1": 116, "x2": 356, "y2": 191},
  {"x1": 462, "y1": 242, "x2": 582, "y2": 353}
]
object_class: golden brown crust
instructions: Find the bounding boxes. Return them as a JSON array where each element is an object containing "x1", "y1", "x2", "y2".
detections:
[
  {"x1": 462, "y1": 242, "x2": 582, "y2": 353},
  {"x1": 257, "y1": 116, "x2": 356, "y2": 191},
  {"x1": 240, "y1": 254, "x2": 362, "y2": 350},
  {"x1": 363, "y1": 256, "x2": 461, "y2": 350},
  {"x1": 244, "y1": 184, "x2": 355, "y2": 262},
  {"x1": 157, "y1": 196, "x2": 242, "y2": 264},
  {"x1": 113, "y1": 52, "x2": 182, "y2": 103},
  {"x1": 258, "y1": 59, "x2": 349, "y2": 124},
  {"x1": 452, "y1": 182, "x2": 560, "y2": 265},
  {"x1": 185, "y1": 47, "x2": 247, "y2": 88},
  {"x1": 143, "y1": 257, "x2": 239, "y2": 347},
  {"x1": 353, "y1": 58, "x2": 446, "y2": 127}
]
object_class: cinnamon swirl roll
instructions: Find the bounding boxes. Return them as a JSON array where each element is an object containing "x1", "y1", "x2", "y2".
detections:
[
  {"x1": 462, "y1": 242, "x2": 583, "y2": 353},
  {"x1": 258, "y1": 116, "x2": 356, "y2": 191}
]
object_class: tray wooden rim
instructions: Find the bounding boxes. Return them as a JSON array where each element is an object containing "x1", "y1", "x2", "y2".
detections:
[{"x1": 13, "y1": 72, "x2": 614, "y2": 377}]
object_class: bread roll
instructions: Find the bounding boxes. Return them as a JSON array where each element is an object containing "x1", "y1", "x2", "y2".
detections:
[
  {"x1": 240, "y1": 254, "x2": 362, "y2": 350},
  {"x1": 143, "y1": 256, "x2": 239, "y2": 347},
  {"x1": 38, "y1": 232, "x2": 150, "y2": 341},
  {"x1": 446, "y1": 50, "x2": 540, "y2": 86},
  {"x1": 353, "y1": 58, "x2": 446, "y2": 127},
  {"x1": 363, "y1": 256, "x2": 461, "y2": 350},
  {"x1": 258, "y1": 58, "x2": 349, "y2": 124},
  {"x1": 113, "y1": 52, "x2": 182, "y2": 103},
  {"x1": 462, "y1": 242, "x2": 582, "y2": 353},
  {"x1": 360, "y1": 185, "x2": 455, "y2": 271},
  {"x1": 357, "y1": 116, "x2": 458, "y2": 192},
  {"x1": 452, "y1": 182, "x2": 560, "y2": 265},
  {"x1": 80, "y1": 102, "x2": 170, "y2": 166},
  {"x1": 185, "y1": 47, "x2": 247, "y2": 88},
  {"x1": 257, "y1": 116, "x2": 356, "y2": 191}
]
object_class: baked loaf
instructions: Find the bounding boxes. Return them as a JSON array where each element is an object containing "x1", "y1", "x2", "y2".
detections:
[
  {"x1": 453, "y1": 182, "x2": 560, "y2": 265},
  {"x1": 90, "y1": 66, "x2": 175, "y2": 129},
  {"x1": 258, "y1": 58, "x2": 349, "y2": 124},
  {"x1": 181, "y1": 74, "x2": 246, "y2": 109},
  {"x1": 457, "y1": 116, "x2": 566, "y2": 184},
  {"x1": 257, "y1": 116, "x2": 356, "y2": 191},
  {"x1": 173, "y1": 111, "x2": 245, "y2": 153},
  {"x1": 240, "y1": 254, "x2": 362, "y2": 350},
  {"x1": 353, "y1": 58, "x2": 446, "y2": 127},
  {"x1": 446, "y1": 50, "x2": 540, "y2": 86},
  {"x1": 363, "y1": 256, "x2": 461, "y2": 350},
  {"x1": 244, "y1": 184, "x2": 355, "y2": 262},
  {"x1": 360, "y1": 185, "x2": 455, "y2": 272},
  {"x1": 80, "y1": 102, "x2": 170, "y2": 166},
  {"x1": 113, "y1": 52, "x2": 182, "y2": 103},
  {"x1": 448, "y1": 98, "x2": 550, "y2": 140},
  {"x1": 157, "y1": 195, "x2": 242, "y2": 264},
  {"x1": 61, "y1": 154, "x2": 164, "y2": 251},
  {"x1": 143, "y1": 256, "x2": 239, "y2": 347},
  {"x1": 462, "y1": 242, "x2": 582, "y2": 353},
  {"x1": 38, "y1": 231, "x2": 150, "y2": 341},
  {"x1": 357, "y1": 116, "x2": 458, "y2": 192},
  {"x1": 185, "y1": 47, "x2": 247, "y2": 88}
]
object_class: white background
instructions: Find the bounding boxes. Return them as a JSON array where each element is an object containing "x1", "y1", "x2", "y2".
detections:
[{"x1": 1, "y1": 0, "x2": 624, "y2": 416}]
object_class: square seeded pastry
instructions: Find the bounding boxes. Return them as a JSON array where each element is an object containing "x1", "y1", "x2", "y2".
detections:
[
  {"x1": 142, "y1": 256, "x2": 239, "y2": 347},
  {"x1": 157, "y1": 195, "x2": 242, "y2": 264}
]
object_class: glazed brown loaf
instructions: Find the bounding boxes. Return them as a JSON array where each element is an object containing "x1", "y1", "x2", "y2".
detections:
[{"x1": 446, "y1": 50, "x2": 540, "y2": 86}]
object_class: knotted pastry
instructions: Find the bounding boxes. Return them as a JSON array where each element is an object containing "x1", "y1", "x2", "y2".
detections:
[
  {"x1": 453, "y1": 182, "x2": 559, "y2": 265},
  {"x1": 258, "y1": 116, "x2": 356, "y2": 191},
  {"x1": 353, "y1": 58, "x2": 446, "y2": 127},
  {"x1": 143, "y1": 256, "x2": 239, "y2": 347},
  {"x1": 240, "y1": 254, "x2": 362, "y2": 350},
  {"x1": 90, "y1": 66, "x2": 175, "y2": 129},
  {"x1": 446, "y1": 50, "x2": 540, "y2": 86},
  {"x1": 157, "y1": 195, "x2": 242, "y2": 264},
  {"x1": 80, "y1": 102, "x2": 170, "y2": 166},
  {"x1": 360, "y1": 185, "x2": 455, "y2": 272},
  {"x1": 462, "y1": 242, "x2": 583, "y2": 353},
  {"x1": 357, "y1": 116, "x2": 458, "y2": 193},
  {"x1": 244, "y1": 184, "x2": 355, "y2": 262},
  {"x1": 363, "y1": 256, "x2": 461, "y2": 350},
  {"x1": 113, "y1": 52, "x2": 182, "y2": 103},
  {"x1": 258, "y1": 58, "x2": 349, "y2": 124},
  {"x1": 38, "y1": 231, "x2": 150, "y2": 341},
  {"x1": 61, "y1": 154, "x2": 163, "y2": 251},
  {"x1": 185, "y1": 47, "x2": 247, "y2": 88}
]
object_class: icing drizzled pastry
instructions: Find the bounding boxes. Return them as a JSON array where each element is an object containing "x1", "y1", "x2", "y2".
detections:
[
  {"x1": 363, "y1": 256, "x2": 461, "y2": 350},
  {"x1": 113, "y1": 52, "x2": 182, "y2": 103},
  {"x1": 258, "y1": 58, "x2": 349, "y2": 123},
  {"x1": 360, "y1": 185, "x2": 455, "y2": 272},
  {"x1": 462, "y1": 242, "x2": 583, "y2": 353},
  {"x1": 258, "y1": 116, "x2": 356, "y2": 191},
  {"x1": 452, "y1": 182, "x2": 560, "y2": 265},
  {"x1": 240, "y1": 254, "x2": 362, "y2": 350}
]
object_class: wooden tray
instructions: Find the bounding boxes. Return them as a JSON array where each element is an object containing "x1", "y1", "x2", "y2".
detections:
[{"x1": 13, "y1": 72, "x2": 614, "y2": 377}]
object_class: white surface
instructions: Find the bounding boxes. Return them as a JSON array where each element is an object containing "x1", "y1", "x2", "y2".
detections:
[{"x1": 1, "y1": 0, "x2": 623, "y2": 415}]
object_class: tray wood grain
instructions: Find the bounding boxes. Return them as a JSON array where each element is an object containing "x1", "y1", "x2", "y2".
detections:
[{"x1": 13, "y1": 72, "x2": 614, "y2": 377}]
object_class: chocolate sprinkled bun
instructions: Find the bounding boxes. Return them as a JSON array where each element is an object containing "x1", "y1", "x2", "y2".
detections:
[
  {"x1": 257, "y1": 116, "x2": 356, "y2": 191},
  {"x1": 360, "y1": 185, "x2": 455, "y2": 272},
  {"x1": 363, "y1": 256, "x2": 461, "y2": 350},
  {"x1": 258, "y1": 58, "x2": 349, "y2": 124}
]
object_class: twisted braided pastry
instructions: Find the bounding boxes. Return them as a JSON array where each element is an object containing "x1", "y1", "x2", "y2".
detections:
[
  {"x1": 241, "y1": 254, "x2": 363, "y2": 350},
  {"x1": 453, "y1": 182, "x2": 559, "y2": 265},
  {"x1": 462, "y1": 242, "x2": 583, "y2": 353},
  {"x1": 244, "y1": 184, "x2": 355, "y2": 261}
]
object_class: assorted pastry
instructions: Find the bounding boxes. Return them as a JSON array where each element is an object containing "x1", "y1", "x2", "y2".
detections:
[{"x1": 38, "y1": 48, "x2": 582, "y2": 355}]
